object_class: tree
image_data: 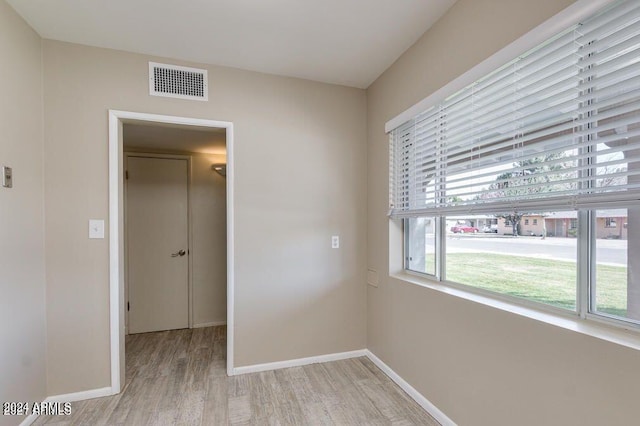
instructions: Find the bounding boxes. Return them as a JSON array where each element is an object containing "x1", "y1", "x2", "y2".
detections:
[
  {"x1": 596, "y1": 164, "x2": 627, "y2": 188},
  {"x1": 483, "y1": 153, "x2": 573, "y2": 236},
  {"x1": 485, "y1": 153, "x2": 574, "y2": 198},
  {"x1": 447, "y1": 195, "x2": 464, "y2": 204},
  {"x1": 498, "y1": 212, "x2": 523, "y2": 237}
]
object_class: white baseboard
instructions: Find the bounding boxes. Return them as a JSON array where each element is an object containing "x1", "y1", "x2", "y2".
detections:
[
  {"x1": 19, "y1": 413, "x2": 39, "y2": 426},
  {"x1": 192, "y1": 320, "x2": 227, "y2": 328},
  {"x1": 45, "y1": 386, "x2": 114, "y2": 403},
  {"x1": 19, "y1": 387, "x2": 114, "y2": 426},
  {"x1": 365, "y1": 350, "x2": 456, "y2": 426},
  {"x1": 232, "y1": 349, "x2": 367, "y2": 375}
]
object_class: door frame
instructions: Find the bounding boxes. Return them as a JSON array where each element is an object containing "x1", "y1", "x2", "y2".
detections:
[
  {"x1": 124, "y1": 153, "x2": 193, "y2": 334},
  {"x1": 108, "y1": 110, "x2": 235, "y2": 394}
]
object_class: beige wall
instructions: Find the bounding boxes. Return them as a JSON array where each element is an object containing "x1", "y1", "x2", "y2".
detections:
[
  {"x1": 0, "y1": 1, "x2": 47, "y2": 424},
  {"x1": 43, "y1": 40, "x2": 367, "y2": 394},
  {"x1": 367, "y1": 0, "x2": 640, "y2": 424},
  {"x1": 192, "y1": 154, "x2": 227, "y2": 326}
]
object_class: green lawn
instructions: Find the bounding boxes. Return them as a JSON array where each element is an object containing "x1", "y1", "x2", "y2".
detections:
[{"x1": 441, "y1": 253, "x2": 627, "y2": 317}]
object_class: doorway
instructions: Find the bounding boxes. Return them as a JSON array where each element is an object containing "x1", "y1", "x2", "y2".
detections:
[
  {"x1": 125, "y1": 155, "x2": 190, "y2": 334},
  {"x1": 108, "y1": 111, "x2": 235, "y2": 395}
]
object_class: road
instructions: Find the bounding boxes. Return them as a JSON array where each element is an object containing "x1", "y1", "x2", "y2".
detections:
[{"x1": 428, "y1": 235, "x2": 627, "y2": 266}]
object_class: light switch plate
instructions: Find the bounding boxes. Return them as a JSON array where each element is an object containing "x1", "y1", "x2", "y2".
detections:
[
  {"x1": 89, "y1": 219, "x2": 105, "y2": 239},
  {"x1": 331, "y1": 235, "x2": 339, "y2": 248}
]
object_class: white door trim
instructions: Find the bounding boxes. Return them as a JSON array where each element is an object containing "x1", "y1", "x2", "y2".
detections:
[{"x1": 108, "y1": 110, "x2": 235, "y2": 394}]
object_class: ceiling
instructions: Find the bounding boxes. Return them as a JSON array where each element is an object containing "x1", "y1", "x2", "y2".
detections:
[
  {"x1": 7, "y1": 0, "x2": 456, "y2": 88},
  {"x1": 124, "y1": 122, "x2": 226, "y2": 155}
]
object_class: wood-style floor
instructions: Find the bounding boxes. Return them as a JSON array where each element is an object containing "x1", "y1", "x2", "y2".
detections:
[{"x1": 34, "y1": 326, "x2": 439, "y2": 425}]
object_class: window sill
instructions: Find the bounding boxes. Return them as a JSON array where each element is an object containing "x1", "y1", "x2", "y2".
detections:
[{"x1": 391, "y1": 271, "x2": 640, "y2": 352}]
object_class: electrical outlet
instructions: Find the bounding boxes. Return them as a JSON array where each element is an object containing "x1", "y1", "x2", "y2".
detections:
[{"x1": 331, "y1": 235, "x2": 339, "y2": 248}]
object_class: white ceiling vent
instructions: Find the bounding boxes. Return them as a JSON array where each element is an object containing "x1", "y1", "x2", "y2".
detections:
[{"x1": 149, "y1": 62, "x2": 208, "y2": 101}]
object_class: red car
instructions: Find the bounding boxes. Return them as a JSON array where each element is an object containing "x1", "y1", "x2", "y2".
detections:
[{"x1": 450, "y1": 225, "x2": 479, "y2": 233}]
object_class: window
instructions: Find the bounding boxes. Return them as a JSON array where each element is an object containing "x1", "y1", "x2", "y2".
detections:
[
  {"x1": 406, "y1": 217, "x2": 436, "y2": 276},
  {"x1": 443, "y1": 212, "x2": 578, "y2": 310},
  {"x1": 594, "y1": 209, "x2": 631, "y2": 321},
  {"x1": 392, "y1": 0, "x2": 640, "y2": 327}
]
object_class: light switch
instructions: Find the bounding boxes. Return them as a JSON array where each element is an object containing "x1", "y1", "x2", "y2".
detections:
[
  {"x1": 89, "y1": 220, "x2": 105, "y2": 239},
  {"x1": 331, "y1": 235, "x2": 339, "y2": 249}
]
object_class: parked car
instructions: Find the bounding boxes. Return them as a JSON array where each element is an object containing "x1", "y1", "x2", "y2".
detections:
[
  {"x1": 482, "y1": 225, "x2": 498, "y2": 233},
  {"x1": 450, "y1": 225, "x2": 479, "y2": 233}
]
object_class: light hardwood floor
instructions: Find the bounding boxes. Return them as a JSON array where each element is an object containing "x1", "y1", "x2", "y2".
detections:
[{"x1": 34, "y1": 326, "x2": 439, "y2": 425}]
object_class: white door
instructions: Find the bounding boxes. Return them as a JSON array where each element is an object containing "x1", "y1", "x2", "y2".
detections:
[{"x1": 126, "y1": 156, "x2": 189, "y2": 334}]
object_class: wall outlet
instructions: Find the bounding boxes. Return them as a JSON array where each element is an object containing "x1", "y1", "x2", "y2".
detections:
[{"x1": 331, "y1": 235, "x2": 339, "y2": 248}]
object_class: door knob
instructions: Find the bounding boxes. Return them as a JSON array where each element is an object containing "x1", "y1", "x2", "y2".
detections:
[{"x1": 171, "y1": 249, "x2": 186, "y2": 257}]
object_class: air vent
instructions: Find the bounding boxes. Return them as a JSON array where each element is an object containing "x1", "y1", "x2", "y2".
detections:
[{"x1": 149, "y1": 62, "x2": 208, "y2": 101}]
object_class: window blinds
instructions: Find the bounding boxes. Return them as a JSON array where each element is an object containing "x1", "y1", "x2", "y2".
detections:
[{"x1": 389, "y1": 0, "x2": 640, "y2": 219}]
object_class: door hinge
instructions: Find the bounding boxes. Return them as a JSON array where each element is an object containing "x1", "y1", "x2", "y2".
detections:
[
  {"x1": 127, "y1": 301, "x2": 130, "y2": 311},
  {"x1": 125, "y1": 170, "x2": 129, "y2": 180}
]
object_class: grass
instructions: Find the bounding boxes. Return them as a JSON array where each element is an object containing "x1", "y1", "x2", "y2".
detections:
[
  {"x1": 438, "y1": 253, "x2": 627, "y2": 317},
  {"x1": 421, "y1": 253, "x2": 436, "y2": 276},
  {"x1": 594, "y1": 265, "x2": 628, "y2": 317}
]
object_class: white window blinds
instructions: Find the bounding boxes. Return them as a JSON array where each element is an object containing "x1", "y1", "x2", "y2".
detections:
[{"x1": 389, "y1": 0, "x2": 640, "y2": 219}]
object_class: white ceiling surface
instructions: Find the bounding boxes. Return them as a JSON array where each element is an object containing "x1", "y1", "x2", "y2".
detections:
[
  {"x1": 8, "y1": 0, "x2": 456, "y2": 88},
  {"x1": 124, "y1": 123, "x2": 226, "y2": 155}
]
